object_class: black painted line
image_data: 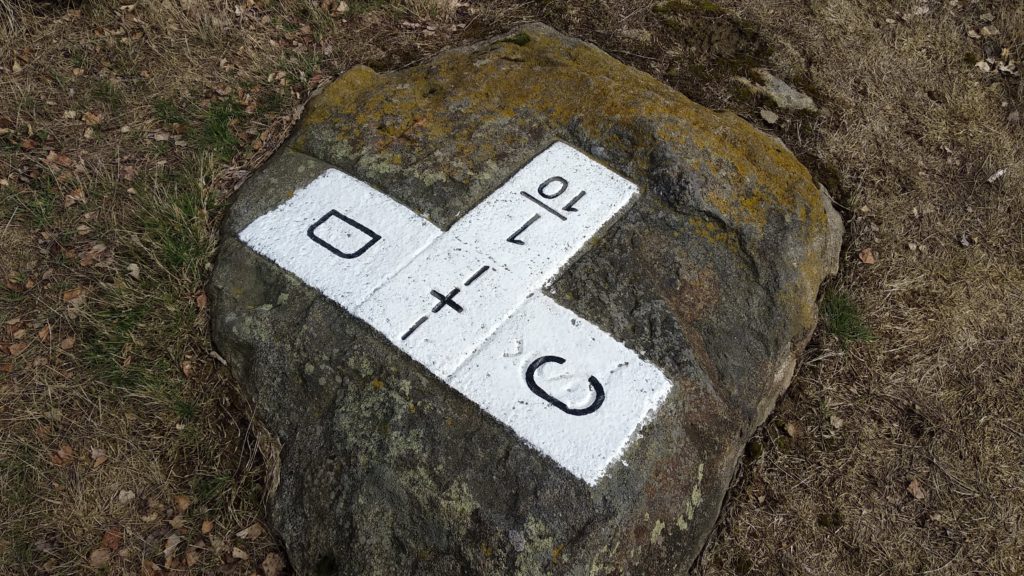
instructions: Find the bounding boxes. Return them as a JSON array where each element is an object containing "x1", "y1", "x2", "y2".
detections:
[
  {"x1": 307, "y1": 210, "x2": 382, "y2": 259},
  {"x1": 525, "y1": 355, "x2": 605, "y2": 416},
  {"x1": 506, "y1": 214, "x2": 540, "y2": 245},
  {"x1": 401, "y1": 316, "x2": 428, "y2": 340},
  {"x1": 430, "y1": 288, "x2": 463, "y2": 313},
  {"x1": 538, "y1": 176, "x2": 568, "y2": 199},
  {"x1": 465, "y1": 265, "x2": 490, "y2": 286},
  {"x1": 520, "y1": 191, "x2": 567, "y2": 221},
  {"x1": 562, "y1": 190, "x2": 586, "y2": 212}
]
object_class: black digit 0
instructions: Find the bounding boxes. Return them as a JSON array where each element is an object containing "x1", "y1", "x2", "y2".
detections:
[{"x1": 538, "y1": 176, "x2": 568, "y2": 199}]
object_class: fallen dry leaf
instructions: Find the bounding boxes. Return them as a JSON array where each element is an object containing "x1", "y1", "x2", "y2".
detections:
[
  {"x1": 168, "y1": 515, "x2": 186, "y2": 529},
  {"x1": 185, "y1": 546, "x2": 200, "y2": 567},
  {"x1": 201, "y1": 519, "x2": 214, "y2": 534},
  {"x1": 231, "y1": 546, "x2": 249, "y2": 560},
  {"x1": 52, "y1": 444, "x2": 74, "y2": 465},
  {"x1": 64, "y1": 188, "x2": 87, "y2": 207},
  {"x1": 8, "y1": 342, "x2": 29, "y2": 357},
  {"x1": 62, "y1": 288, "x2": 84, "y2": 303},
  {"x1": 37, "y1": 325, "x2": 50, "y2": 342},
  {"x1": 908, "y1": 478, "x2": 927, "y2": 500},
  {"x1": 174, "y1": 494, "x2": 191, "y2": 513},
  {"x1": 88, "y1": 548, "x2": 111, "y2": 568},
  {"x1": 101, "y1": 528, "x2": 122, "y2": 551},
  {"x1": 236, "y1": 522, "x2": 264, "y2": 540},
  {"x1": 262, "y1": 552, "x2": 286, "y2": 576},
  {"x1": 163, "y1": 534, "x2": 182, "y2": 564},
  {"x1": 82, "y1": 111, "x2": 103, "y2": 126},
  {"x1": 858, "y1": 248, "x2": 877, "y2": 264},
  {"x1": 90, "y1": 447, "x2": 108, "y2": 467}
]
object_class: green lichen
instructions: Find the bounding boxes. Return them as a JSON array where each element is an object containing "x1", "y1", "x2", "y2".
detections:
[
  {"x1": 500, "y1": 32, "x2": 532, "y2": 46},
  {"x1": 515, "y1": 517, "x2": 556, "y2": 576}
]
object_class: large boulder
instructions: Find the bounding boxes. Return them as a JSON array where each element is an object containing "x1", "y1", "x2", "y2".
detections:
[{"x1": 209, "y1": 23, "x2": 842, "y2": 575}]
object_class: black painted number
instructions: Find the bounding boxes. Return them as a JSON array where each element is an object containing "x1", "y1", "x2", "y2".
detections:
[{"x1": 525, "y1": 356, "x2": 605, "y2": 416}]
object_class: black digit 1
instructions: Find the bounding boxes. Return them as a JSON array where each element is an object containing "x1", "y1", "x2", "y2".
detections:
[{"x1": 538, "y1": 176, "x2": 568, "y2": 199}]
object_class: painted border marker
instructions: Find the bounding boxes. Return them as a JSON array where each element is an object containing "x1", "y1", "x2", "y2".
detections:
[{"x1": 239, "y1": 142, "x2": 673, "y2": 484}]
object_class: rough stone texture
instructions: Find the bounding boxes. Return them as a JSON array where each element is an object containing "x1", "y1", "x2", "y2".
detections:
[{"x1": 209, "y1": 23, "x2": 842, "y2": 575}]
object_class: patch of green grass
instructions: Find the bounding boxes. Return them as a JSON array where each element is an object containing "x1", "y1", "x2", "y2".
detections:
[
  {"x1": 193, "y1": 474, "x2": 231, "y2": 507},
  {"x1": 257, "y1": 89, "x2": 287, "y2": 115},
  {"x1": 91, "y1": 77, "x2": 125, "y2": 108},
  {"x1": 153, "y1": 97, "x2": 187, "y2": 126},
  {"x1": 347, "y1": 0, "x2": 390, "y2": 16},
  {"x1": 139, "y1": 158, "x2": 216, "y2": 275},
  {"x1": 196, "y1": 99, "x2": 243, "y2": 159},
  {"x1": 173, "y1": 399, "x2": 198, "y2": 421},
  {"x1": 289, "y1": 52, "x2": 322, "y2": 86},
  {"x1": 0, "y1": 445, "x2": 43, "y2": 567},
  {"x1": 5, "y1": 172, "x2": 62, "y2": 229},
  {"x1": 820, "y1": 289, "x2": 872, "y2": 343}
]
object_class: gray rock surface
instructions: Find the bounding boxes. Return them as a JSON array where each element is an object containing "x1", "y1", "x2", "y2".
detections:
[
  {"x1": 739, "y1": 68, "x2": 818, "y2": 112},
  {"x1": 209, "y1": 23, "x2": 841, "y2": 575}
]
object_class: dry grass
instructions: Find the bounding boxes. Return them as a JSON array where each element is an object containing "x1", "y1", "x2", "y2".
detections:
[{"x1": 0, "y1": 0, "x2": 1021, "y2": 574}]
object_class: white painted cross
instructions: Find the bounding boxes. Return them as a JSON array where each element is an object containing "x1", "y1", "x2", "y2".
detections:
[{"x1": 240, "y1": 142, "x2": 672, "y2": 484}]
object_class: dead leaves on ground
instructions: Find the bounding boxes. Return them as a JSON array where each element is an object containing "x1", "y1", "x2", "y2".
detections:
[{"x1": 907, "y1": 478, "x2": 928, "y2": 500}]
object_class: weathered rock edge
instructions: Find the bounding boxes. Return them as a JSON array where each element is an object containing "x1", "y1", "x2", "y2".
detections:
[{"x1": 210, "y1": 22, "x2": 842, "y2": 576}]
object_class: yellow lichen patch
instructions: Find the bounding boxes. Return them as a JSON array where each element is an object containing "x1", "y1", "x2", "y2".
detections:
[
  {"x1": 650, "y1": 519, "x2": 666, "y2": 546},
  {"x1": 294, "y1": 23, "x2": 829, "y2": 254}
]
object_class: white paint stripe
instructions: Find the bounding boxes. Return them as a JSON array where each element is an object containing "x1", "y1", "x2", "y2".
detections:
[
  {"x1": 357, "y1": 142, "x2": 637, "y2": 377},
  {"x1": 449, "y1": 294, "x2": 673, "y2": 484},
  {"x1": 238, "y1": 142, "x2": 673, "y2": 484},
  {"x1": 238, "y1": 169, "x2": 441, "y2": 309}
]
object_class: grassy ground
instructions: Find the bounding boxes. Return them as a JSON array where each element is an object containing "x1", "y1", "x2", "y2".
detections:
[{"x1": 1, "y1": 0, "x2": 1021, "y2": 574}]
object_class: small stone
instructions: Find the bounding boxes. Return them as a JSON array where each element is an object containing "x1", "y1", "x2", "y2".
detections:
[
  {"x1": 759, "y1": 108, "x2": 779, "y2": 124},
  {"x1": 738, "y1": 69, "x2": 817, "y2": 112},
  {"x1": 619, "y1": 29, "x2": 653, "y2": 44}
]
